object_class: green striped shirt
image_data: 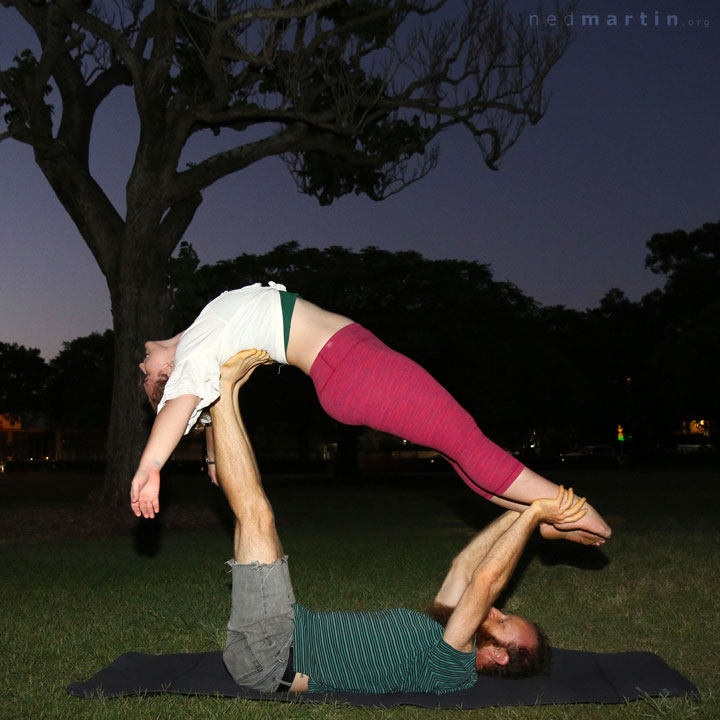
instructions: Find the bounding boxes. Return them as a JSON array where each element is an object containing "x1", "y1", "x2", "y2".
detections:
[{"x1": 292, "y1": 604, "x2": 477, "y2": 694}]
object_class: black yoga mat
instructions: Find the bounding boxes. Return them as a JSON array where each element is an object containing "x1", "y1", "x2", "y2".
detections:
[{"x1": 67, "y1": 647, "x2": 698, "y2": 708}]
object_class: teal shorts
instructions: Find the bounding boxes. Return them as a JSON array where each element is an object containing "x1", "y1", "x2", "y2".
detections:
[{"x1": 279, "y1": 291, "x2": 298, "y2": 354}]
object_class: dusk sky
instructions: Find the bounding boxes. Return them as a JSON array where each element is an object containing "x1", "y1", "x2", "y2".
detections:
[{"x1": 1, "y1": 1, "x2": 718, "y2": 360}]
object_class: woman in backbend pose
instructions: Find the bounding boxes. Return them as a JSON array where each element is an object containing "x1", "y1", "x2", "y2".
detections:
[{"x1": 132, "y1": 282, "x2": 611, "y2": 545}]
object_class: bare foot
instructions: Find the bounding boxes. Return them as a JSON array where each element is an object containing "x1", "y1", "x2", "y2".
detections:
[
  {"x1": 553, "y1": 502, "x2": 611, "y2": 539},
  {"x1": 220, "y1": 349, "x2": 274, "y2": 388},
  {"x1": 539, "y1": 523, "x2": 606, "y2": 546}
]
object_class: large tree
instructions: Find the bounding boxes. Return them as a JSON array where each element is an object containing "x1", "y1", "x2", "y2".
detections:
[{"x1": 0, "y1": 0, "x2": 572, "y2": 505}]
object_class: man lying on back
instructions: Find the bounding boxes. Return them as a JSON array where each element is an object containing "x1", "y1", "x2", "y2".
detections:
[{"x1": 212, "y1": 350, "x2": 587, "y2": 694}]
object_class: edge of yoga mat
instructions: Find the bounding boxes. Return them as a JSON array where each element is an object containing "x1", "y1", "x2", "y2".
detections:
[{"x1": 66, "y1": 647, "x2": 699, "y2": 708}]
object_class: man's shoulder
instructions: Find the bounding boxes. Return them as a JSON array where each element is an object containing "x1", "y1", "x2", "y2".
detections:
[{"x1": 391, "y1": 607, "x2": 445, "y2": 631}]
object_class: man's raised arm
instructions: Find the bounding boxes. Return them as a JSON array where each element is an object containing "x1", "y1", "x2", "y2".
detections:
[
  {"x1": 442, "y1": 488, "x2": 587, "y2": 653},
  {"x1": 432, "y1": 510, "x2": 521, "y2": 615}
]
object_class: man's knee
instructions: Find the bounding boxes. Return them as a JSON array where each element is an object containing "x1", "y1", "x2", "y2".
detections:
[
  {"x1": 235, "y1": 498, "x2": 275, "y2": 525},
  {"x1": 238, "y1": 506, "x2": 279, "y2": 542}
]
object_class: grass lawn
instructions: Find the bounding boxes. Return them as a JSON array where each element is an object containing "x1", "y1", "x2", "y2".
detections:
[{"x1": 1, "y1": 462, "x2": 718, "y2": 719}]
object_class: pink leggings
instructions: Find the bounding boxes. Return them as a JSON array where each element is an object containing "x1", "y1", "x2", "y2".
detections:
[{"x1": 309, "y1": 324, "x2": 523, "y2": 499}]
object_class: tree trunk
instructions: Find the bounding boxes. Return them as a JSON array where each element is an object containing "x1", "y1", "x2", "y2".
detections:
[{"x1": 102, "y1": 261, "x2": 172, "y2": 507}]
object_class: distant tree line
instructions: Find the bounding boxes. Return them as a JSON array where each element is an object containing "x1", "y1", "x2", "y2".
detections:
[{"x1": 1, "y1": 221, "x2": 717, "y2": 464}]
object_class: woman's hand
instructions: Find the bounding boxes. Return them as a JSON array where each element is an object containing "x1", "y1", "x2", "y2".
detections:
[
  {"x1": 130, "y1": 466, "x2": 161, "y2": 519},
  {"x1": 530, "y1": 485, "x2": 587, "y2": 527}
]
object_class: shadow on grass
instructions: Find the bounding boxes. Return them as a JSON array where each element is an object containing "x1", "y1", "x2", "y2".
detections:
[
  {"x1": 531, "y1": 535, "x2": 610, "y2": 571},
  {"x1": 133, "y1": 516, "x2": 165, "y2": 557},
  {"x1": 495, "y1": 538, "x2": 610, "y2": 610},
  {"x1": 131, "y1": 472, "x2": 236, "y2": 557}
]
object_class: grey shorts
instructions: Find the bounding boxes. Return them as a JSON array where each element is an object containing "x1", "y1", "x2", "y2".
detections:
[{"x1": 223, "y1": 556, "x2": 296, "y2": 692}]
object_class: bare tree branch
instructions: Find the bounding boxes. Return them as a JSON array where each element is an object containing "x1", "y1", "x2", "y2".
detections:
[
  {"x1": 168, "y1": 120, "x2": 314, "y2": 203},
  {"x1": 214, "y1": 0, "x2": 339, "y2": 35},
  {"x1": 51, "y1": 0, "x2": 143, "y2": 78}
]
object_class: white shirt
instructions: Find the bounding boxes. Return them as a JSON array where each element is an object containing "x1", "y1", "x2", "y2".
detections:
[{"x1": 159, "y1": 282, "x2": 288, "y2": 433}]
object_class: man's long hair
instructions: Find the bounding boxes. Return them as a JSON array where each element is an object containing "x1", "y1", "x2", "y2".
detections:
[
  {"x1": 476, "y1": 621, "x2": 552, "y2": 678},
  {"x1": 427, "y1": 602, "x2": 552, "y2": 679}
]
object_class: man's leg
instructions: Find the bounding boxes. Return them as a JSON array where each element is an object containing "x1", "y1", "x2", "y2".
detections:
[
  {"x1": 211, "y1": 350, "x2": 280, "y2": 563},
  {"x1": 210, "y1": 350, "x2": 295, "y2": 692}
]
